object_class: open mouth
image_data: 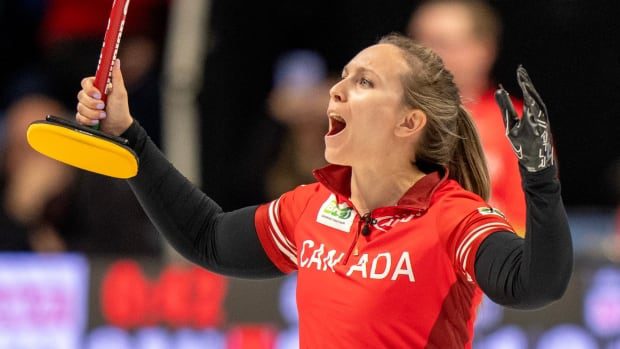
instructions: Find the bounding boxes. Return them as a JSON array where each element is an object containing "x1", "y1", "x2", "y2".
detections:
[{"x1": 327, "y1": 114, "x2": 347, "y2": 136}]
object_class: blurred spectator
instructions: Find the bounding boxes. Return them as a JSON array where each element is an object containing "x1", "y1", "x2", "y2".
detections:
[
  {"x1": 0, "y1": 97, "x2": 72, "y2": 251},
  {"x1": 0, "y1": 101, "x2": 162, "y2": 255},
  {"x1": 408, "y1": 0, "x2": 527, "y2": 235},
  {"x1": 0, "y1": 0, "x2": 168, "y2": 255},
  {"x1": 265, "y1": 51, "x2": 331, "y2": 199}
]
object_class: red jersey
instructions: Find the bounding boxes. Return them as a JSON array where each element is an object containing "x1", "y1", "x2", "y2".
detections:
[
  {"x1": 465, "y1": 90, "x2": 526, "y2": 235},
  {"x1": 255, "y1": 165, "x2": 516, "y2": 348}
]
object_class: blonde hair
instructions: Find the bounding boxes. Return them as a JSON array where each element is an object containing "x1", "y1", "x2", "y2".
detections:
[{"x1": 379, "y1": 33, "x2": 490, "y2": 200}]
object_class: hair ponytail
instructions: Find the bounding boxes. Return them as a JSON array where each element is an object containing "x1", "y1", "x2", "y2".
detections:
[
  {"x1": 379, "y1": 33, "x2": 491, "y2": 200},
  {"x1": 450, "y1": 105, "x2": 490, "y2": 200}
]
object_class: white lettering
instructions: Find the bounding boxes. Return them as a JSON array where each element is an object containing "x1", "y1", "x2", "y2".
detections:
[
  {"x1": 370, "y1": 253, "x2": 392, "y2": 279},
  {"x1": 307, "y1": 244, "x2": 325, "y2": 270},
  {"x1": 299, "y1": 239, "x2": 415, "y2": 282},
  {"x1": 299, "y1": 240, "x2": 315, "y2": 268},
  {"x1": 322, "y1": 250, "x2": 345, "y2": 272},
  {"x1": 391, "y1": 252, "x2": 415, "y2": 282},
  {"x1": 399, "y1": 215, "x2": 414, "y2": 223},
  {"x1": 375, "y1": 214, "x2": 415, "y2": 230},
  {"x1": 346, "y1": 254, "x2": 369, "y2": 278}
]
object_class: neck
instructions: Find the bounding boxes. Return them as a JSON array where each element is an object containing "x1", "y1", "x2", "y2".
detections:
[{"x1": 349, "y1": 160, "x2": 425, "y2": 214}]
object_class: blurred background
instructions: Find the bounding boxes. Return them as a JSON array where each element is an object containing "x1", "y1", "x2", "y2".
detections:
[{"x1": 0, "y1": 0, "x2": 618, "y2": 348}]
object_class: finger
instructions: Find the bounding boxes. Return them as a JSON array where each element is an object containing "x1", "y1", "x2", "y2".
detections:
[
  {"x1": 77, "y1": 102, "x2": 107, "y2": 121},
  {"x1": 109, "y1": 59, "x2": 127, "y2": 97},
  {"x1": 494, "y1": 85, "x2": 519, "y2": 131},
  {"x1": 77, "y1": 90, "x2": 106, "y2": 111},
  {"x1": 517, "y1": 65, "x2": 539, "y2": 99},
  {"x1": 81, "y1": 77, "x2": 103, "y2": 99},
  {"x1": 517, "y1": 65, "x2": 548, "y2": 116},
  {"x1": 76, "y1": 112, "x2": 100, "y2": 127}
]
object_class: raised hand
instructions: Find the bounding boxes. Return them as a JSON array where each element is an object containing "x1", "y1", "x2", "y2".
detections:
[
  {"x1": 76, "y1": 60, "x2": 134, "y2": 136},
  {"x1": 495, "y1": 66, "x2": 554, "y2": 172}
]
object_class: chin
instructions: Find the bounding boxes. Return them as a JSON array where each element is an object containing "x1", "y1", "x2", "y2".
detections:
[{"x1": 324, "y1": 147, "x2": 350, "y2": 166}]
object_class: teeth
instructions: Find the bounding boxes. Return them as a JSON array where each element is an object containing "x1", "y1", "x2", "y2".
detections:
[{"x1": 328, "y1": 113, "x2": 345, "y2": 122}]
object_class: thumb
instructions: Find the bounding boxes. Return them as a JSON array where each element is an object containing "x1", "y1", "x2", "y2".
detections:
[
  {"x1": 494, "y1": 85, "x2": 519, "y2": 132},
  {"x1": 109, "y1": 59, "x2": 127, "y2": 97}
]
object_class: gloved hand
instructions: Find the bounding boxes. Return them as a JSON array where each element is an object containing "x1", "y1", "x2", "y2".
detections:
[{"x1": 495, "y1": 66, "x2": 554, "y2": 172}]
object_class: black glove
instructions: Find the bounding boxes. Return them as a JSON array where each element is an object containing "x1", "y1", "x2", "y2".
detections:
[{"x1": 495, "y1": 66, "x2": 554, "y2": 172}]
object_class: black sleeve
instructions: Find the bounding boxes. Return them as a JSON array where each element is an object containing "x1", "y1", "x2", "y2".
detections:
[
  {"x1": 122, "y1": 121, "x2": 284, "y2": 279},
  {"x1": 474, "y1": 164, "x2": 573, "y2": 309}
]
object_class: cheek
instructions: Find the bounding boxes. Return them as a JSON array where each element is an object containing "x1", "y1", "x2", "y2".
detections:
[
  {"x1": 345, "y1": 86, "x2": 406, "y2": 142},
  {"x1": 350, "y1": 102, "x2": 397, "y2": 142}
]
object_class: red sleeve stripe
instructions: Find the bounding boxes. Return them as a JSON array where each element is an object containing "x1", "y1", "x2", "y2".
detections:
[
  {"x1": 268, "y1": 199, "x2": 297, "y2": 257},
  {"x1": 456, "y1": 222, "x2": 512, "y2": 271}
]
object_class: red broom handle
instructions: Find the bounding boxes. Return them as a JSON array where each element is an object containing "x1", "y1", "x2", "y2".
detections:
[{"x1": 94, "y1": 0, "x2": 130, "y2": 103}]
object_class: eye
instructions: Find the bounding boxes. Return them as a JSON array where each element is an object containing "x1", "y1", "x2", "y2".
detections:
[{"x1": 359, "y1": 77, "x2": 373, "y2": 88}]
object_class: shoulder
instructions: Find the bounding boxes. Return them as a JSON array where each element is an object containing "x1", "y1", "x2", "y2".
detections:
[
  {"x1": 273, "y1": 182, "x2": 328, "y2": 214},
  {"x1": 281, "y1": 182, "x2": 323, "y2": 202},
  {"x1": 432, "y1": 180, "x2": 487, "y2": 215},
  {"x1": 431, "y1": 179, "x2": 508, "y2": 232},
  {"x1": 429, "y1": 180, "x2": 514, "y2": 280}
]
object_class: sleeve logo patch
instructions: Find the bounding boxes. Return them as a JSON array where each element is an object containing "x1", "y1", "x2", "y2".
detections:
[
  {"x1": 317, "y1": 194, "x2": 357, "y2": 233},
  {"x1": 477, "y1": 207, "x2": 507, "y2": 219}
]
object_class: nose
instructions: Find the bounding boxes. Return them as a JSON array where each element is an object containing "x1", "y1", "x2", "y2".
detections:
[{"x1": 329, "y1": 79, "x2": 346, "y2": 102}]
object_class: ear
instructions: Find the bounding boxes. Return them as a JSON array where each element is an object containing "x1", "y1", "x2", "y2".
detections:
[{"x1": 395, "y1": 109, "x2": 427, "y2": 139}]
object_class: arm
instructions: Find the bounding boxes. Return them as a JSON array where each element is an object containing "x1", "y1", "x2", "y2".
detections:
[
  {"x1": 474, "y1": 67, "x2": 573, "y2": 309},
  {"x1": 124, "y1": 121, "x2": 283, "y2": 279},
  {"x1": 76, "y1": 61, "x2": 283, "y2": 279},
  {"x1": 475, "y1": 164, "x2": 572, "y2": 309}
]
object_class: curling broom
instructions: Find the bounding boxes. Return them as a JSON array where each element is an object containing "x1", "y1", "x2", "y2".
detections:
[{"x1": 26, "y1": 0, "x2": 138, "y2": 179}]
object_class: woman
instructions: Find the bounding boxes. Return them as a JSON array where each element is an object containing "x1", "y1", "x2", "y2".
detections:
[{"x1": 76, "y1": 34, "x2": 572, "y2": 348}]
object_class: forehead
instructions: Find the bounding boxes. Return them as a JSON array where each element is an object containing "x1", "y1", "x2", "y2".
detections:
[{"x1": 345, "y1": 44, "x2": 410, "y2": 78}]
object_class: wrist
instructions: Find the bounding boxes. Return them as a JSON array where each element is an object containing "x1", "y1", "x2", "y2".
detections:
[
  {"x1": 120, "y1": 119, "x2": 145, "y2": 151},
  {"x1": 519, "y1": 163, "x2": 558, "y2": 187},
  {"x1": 109, "y1": 116, "x2": 134, "y2": 136}
]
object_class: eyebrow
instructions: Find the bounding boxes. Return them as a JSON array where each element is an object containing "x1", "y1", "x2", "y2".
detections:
[{"x1": 342, "y1": 65, "x2": 380, "y2": 79}]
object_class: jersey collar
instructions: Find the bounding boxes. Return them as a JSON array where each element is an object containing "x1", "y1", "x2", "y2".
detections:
[{"x1": 312, "y1": 164, "x2": 448, "y2": 212}]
